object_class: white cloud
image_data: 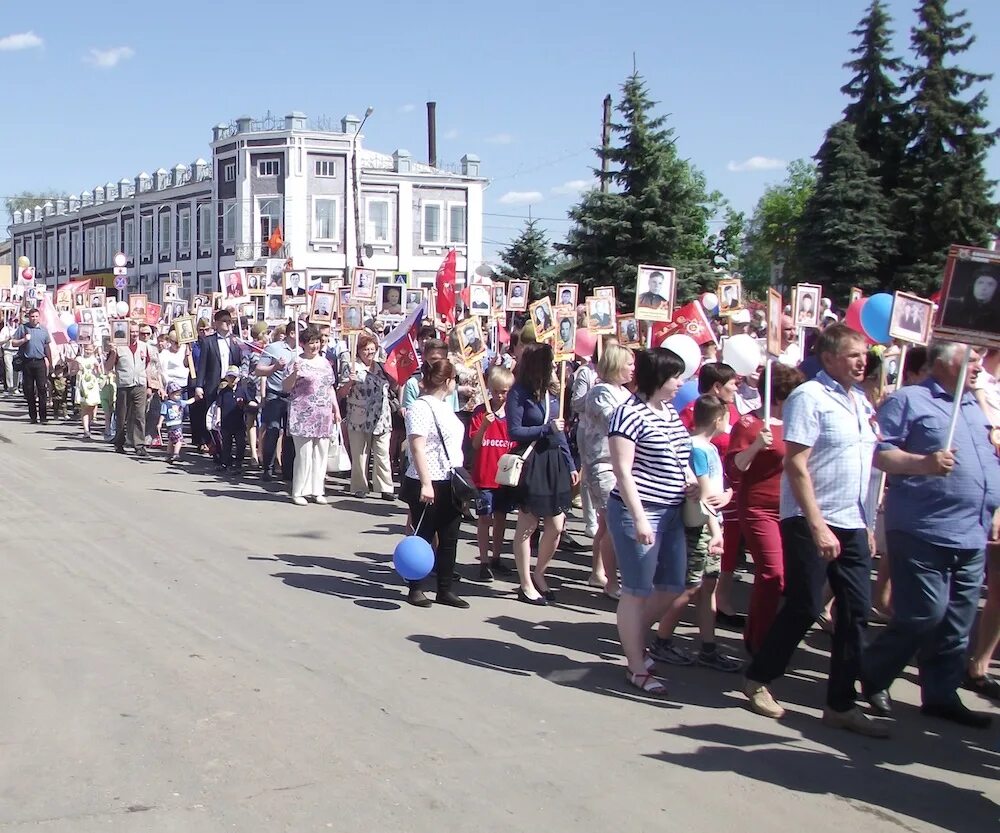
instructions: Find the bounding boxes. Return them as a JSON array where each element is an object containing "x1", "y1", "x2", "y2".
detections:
[
  {"x1": 726, "y1": 156, "x2": 786, "y2": 173},
  {"x1": 0, "y1": 32, "x2": 43, "y2": 51},
  {"x1": 498, "y1": 190, "x2": 543, "y2": 206},
  {"x1": 486, "y1": 132, "x2": 514, "y2": 145},
  {"x1": 551, "y1": 179, "x2": 591, "y2": 196},
  {"x1": 442, "y1": 128, "x2": 459, "y2": 140},
  {"x1": 397, "y1": 103, "x2": 416, "y2": 114},
  {"x1": 85, "y1": 46, "x2": 135, "y2": 68}
]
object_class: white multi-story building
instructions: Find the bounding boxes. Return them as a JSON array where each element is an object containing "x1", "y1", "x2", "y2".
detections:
[{"x1": 7, "y1": 112, "x2": 485, "y2": 302}]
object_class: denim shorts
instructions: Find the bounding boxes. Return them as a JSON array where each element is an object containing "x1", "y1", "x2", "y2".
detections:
[
  {"x1": 476, "y1": 487, "x2": 514, "y2": 518},
  {"x1": 607, "y1": 495, "x2": 686, "y2": 597}
]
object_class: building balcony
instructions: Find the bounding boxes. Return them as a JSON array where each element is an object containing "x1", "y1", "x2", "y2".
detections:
[{"x1": 234, "y1": 242, "x2": 289, "y2": 261}]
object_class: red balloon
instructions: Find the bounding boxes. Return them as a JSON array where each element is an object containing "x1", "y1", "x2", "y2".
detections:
[
  {"x1": 575, "y1": 327, "x2": 597, "y2": 359},
  {"x1": 844, "y1": 298, "x2": 866, "y2": 335}
]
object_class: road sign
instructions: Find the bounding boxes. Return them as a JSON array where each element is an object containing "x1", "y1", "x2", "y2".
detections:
[
  {"x1": 114, "y1": 276, "x2": 127, "y2": 290},
  {"x1": 113, "y1": 252, "x2": 127, "y2": 268},
  {"x1": 113, "y1": 266, "x2": 128, "y2": 276}
]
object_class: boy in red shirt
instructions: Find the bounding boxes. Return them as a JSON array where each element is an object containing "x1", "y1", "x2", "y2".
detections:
[{"x1": 469, "y1": 366, "x2": 516, "y2": 581}]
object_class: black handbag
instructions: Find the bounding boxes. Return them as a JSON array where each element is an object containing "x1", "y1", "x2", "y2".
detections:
[
  {"x1": 12, "y1": 353, "x2": 24, "y2": 373},
  {"x1": 430, "y1": 406, "x2": 480, "y2": 511}
]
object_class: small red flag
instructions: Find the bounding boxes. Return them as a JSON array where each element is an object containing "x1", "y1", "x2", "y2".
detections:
[
  {"x1": 652, "y1": 300, "x2": 718, "y2": 347},
  {"x1": 267, "y1": 225, "x2": 284, "y2": 254},
  {"x1": 435, "y1": 249, "x2": 457, "y2": 326}
]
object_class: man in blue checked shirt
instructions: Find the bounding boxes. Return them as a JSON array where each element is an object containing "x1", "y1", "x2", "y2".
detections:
[
  {"x1": 743, "y1": 324, "x2": 889, "y2": 737},
  {"x1": 862, "y1": 341, "x2": 1000, "y2": 729}
]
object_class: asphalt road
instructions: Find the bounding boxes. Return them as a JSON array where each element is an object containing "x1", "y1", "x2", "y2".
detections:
[{"x1": 0, "y1": 396, "x2": 996, "y2": 832}]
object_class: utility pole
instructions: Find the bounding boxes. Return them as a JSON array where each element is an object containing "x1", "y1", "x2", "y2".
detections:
[{"x1": 600, "y1": 94, "x2": 612, "y2": 193}]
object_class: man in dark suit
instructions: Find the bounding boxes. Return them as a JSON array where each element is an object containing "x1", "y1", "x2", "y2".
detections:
[{"x1": 195, "y1": 309, "x2": 239, "y2": 416}]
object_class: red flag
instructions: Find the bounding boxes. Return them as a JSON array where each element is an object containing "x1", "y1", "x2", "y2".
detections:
[
  {"x1": 38, "y1": 295, "x2": 70, "y2": 345},
  {"x1": 267, "y1": 225, "x2": 284, "y2": 254},
  {"x1": 435, "y1": 249, "x2": 457, "y2": 326},
  {"x1": 652, "y1": 300, "x2": 717, "y2": 347},
  {"x1": 381, "y1": 299, "x2": 427, "y2": 384}
]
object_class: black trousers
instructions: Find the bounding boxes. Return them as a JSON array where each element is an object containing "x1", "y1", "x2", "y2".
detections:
[
  {"x1": 145, "y1": 390, "x2": 162, "y2": 440},
  {"x1": 402, "y1": 477, "x2": 462, "y2": 593},
  {"x1": 221, "y1": 426, "x2": 247, "y2": 468},
  {"x1": 189, "y1": 397, "x2": 209, "y2": 447},
  {"x1": 21, "y1": 358, "x2": 48, "y2": 422},
  {"x1": 746, "y1": 516, "x2": 871, "y2": 712}
]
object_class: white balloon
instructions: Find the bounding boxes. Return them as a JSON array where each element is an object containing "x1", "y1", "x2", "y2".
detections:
[
  {"x1": 58, "y1": 312, "x2": 75, "y2": 328},
  {"x1": 660, "y1": 333, "x2": 701, "y2": 380},
  {"x1": 723, "y1": 333, "x2": 764, "y2": 377},
  {"x1": 116, "y1": 301, "x2": 129, "y2": 317},
  {"x1": 700, "y1": 292, "x2": 719, "y2": 312}
]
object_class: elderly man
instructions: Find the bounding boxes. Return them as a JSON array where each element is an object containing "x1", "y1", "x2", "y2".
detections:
[
  {"x1": 862, "y1": 342, "x2": 1000, "y2": 728},
  {"x1": 108, "y1": 321, "x2": 151, "y2": 456},
  {"x1": 743, "y1": 324, "x2": 887, "y2": 737}
]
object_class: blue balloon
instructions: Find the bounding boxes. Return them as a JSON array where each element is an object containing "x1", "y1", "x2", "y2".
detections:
[
  {"x1": 672, "y1": 378, "x2": 700, "y2": 411},
  {"x1": 393, "y1": 535, "x2": 434, "y2": 581},
  {"x1": 860, "y1": 292, "x2": 893, "y2": 344},
  {"x1": 66, "y1": 323, "x2": 79, "y2": 342}
]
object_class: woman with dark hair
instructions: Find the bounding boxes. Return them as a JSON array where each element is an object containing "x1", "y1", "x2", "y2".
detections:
[
  {"x1": 607, "y1": 347, "x2": 691, "y2": 695},
  {"x1": 401, "y1": 358, "x2": 469, "y2": 608},
  {"x1": 726, "y1": 362, "x2": 805, "y2": 654},
  {"x1": 506, "y1": 342, "x2": 578, "y2": 604},
  {"x1": 943, "y1": 268, "x2": 1000, "y2": 333}
]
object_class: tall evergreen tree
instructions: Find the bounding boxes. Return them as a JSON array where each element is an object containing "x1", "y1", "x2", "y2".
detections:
[
  {"x1": 557, "y1": 73, "x2": 717, "y2": 305},
  {"x1": 497, "y1": 219, "x2": 555, "y2": 299},
  {"x1": 895, "y1": 0, "x2": 999, "y2": 294},
  {"x1": 797, "y1": 121, "x2": 896, "y2": 302}
]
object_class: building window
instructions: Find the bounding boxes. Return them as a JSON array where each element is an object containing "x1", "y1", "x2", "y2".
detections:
[
  {"x1": 315, "y1": 159, "x2": 337, "y2": 177},
  {"x1": 422, "y1": 202, "x2": 444, "y2": 245},
  {"x1": 223, "y1": 161, "x2": 236, "y2": 182},
  {"x1": 158, "y1": 211, "x2": 171, "y2": 256},
  {"x1": 58, "y1": 233, "x2": 68, "y2": 271},
  {"x1": 222, "y1": 200, "x2": 236, "y2": 245},
  {"x1": 95, "y1": 226, "x2": 106, "y2": 268},
  {"x1": 46, "y1": 235, "x2": 55, "y2": 271},
  {"x1": 178, "y1": 207, "x2": 191, "y2": 253},
  {"x1": 366, "y1": 199, "x2": 391, "y2": 244},
  {"x1": 448, "y1": 204, "x2": 467, "y2": 245},
  {"x1": 198, "y1": 204, "x2": 212, "y2": 253},
  {"x1": 107, "y1": 223, "x2": 119, "y2": 264},
  {"x1": 71, "y1": 230, "x2": 80, "y2": 267},
  {"x1": 141, "y1": 216, "x2": 153, "y2": 257},
  {"x1": 85, "y1": 228, "x2": 95, "y2": 270},
  {"x1": 313, "y1": 197, "x2": 339, "y2": 240},
  {"x1": 257, "y1": 197, "x2": 282, "y2": 245},
  {"x1": 257, "y1": 159, "x2": 281, "y2": 177},
  {"x1": 124, "y1": 219, "x2": 135, "y2": 259}
]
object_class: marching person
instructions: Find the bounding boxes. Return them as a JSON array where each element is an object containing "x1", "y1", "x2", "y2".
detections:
[
  {"x1": 257, "y1": 323, "x2": 299, "y2": 482},
  {"x1": 862, "y1": 341, "x2": 1000, "y2": 728},
  {"x1": 107, "y1": 321, "x2": 151, "y2": 457},
  {"x1": 11, "y1": 308, "x2": 52, "y2": 424}
]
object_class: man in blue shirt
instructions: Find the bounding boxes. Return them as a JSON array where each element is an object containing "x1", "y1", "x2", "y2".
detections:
[
  {"x1": 863, "y1": 341, "x2": 1000, "y2": 729},
  {"x1": 12, "y1": 308, "x2": 52, "y2": 424},
  {"x1": 256, "y1": 323, "x2": 299, "y2": 481}
]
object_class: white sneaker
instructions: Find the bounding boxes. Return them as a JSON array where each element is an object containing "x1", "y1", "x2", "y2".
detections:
[
  {"x1": 291, "y1": 496, "x2": 307, "y2": 506},
  {"x1": 314, "y1": 496, "x2": 328, "y2": 505}
]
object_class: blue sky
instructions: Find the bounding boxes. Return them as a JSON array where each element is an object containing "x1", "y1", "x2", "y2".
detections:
[{"x1": 2, "y1": 0, "x2": 998, "y2": 260}]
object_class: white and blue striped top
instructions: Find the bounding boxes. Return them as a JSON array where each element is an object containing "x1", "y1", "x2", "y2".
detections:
[{"x1": 609, "y1": 395, "x2": 691, "y2": 506}]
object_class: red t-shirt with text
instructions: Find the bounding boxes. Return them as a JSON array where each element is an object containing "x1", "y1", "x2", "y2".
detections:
[{"x1": 469, "y1": 404, "x2": 514, "y2": 490}]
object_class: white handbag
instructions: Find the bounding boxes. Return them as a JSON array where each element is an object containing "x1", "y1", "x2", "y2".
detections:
[{"x1": 495, "y1": 395, "x2": 549, "y2": 488}]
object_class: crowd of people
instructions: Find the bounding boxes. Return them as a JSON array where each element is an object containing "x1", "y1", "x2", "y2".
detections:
[{"x1": 2, "y1": 296, "x2": 998, "y2": 739}]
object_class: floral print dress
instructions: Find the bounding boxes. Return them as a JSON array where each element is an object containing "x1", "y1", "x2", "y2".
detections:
[
  {"x1": 288, "y1": 356, "x2": 336, "y2": 439},
  {"x1": 75, "y1": 355, "x2": 103, "y2": 407},
  {"x1": 345, "y1": 361, "x2": 392, "y2": 436}
]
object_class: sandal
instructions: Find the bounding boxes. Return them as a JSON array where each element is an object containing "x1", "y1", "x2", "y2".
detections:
[
  {"x1": 625, "y1": 670, "x2": 668, "y2": 696},
  {"x1": 963, "y1": 673, "x2": 1000, "y2": 701}
]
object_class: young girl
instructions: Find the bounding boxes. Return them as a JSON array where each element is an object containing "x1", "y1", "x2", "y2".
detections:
[
  {"x1": 70, "y1": 343, "x2": 104, "y2": 439},
  {"x1": 469, "y1": 366, "x2": 515, "y2": 581},
  {"x1": 159, "y1": 382, "x2": 196, "y2": 462}
]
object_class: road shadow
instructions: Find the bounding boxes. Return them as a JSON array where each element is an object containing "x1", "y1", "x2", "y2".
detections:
[{"x1": 648, "y1": 722, "x2": 999, "y2": 833}]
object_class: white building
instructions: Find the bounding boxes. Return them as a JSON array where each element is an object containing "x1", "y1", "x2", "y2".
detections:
[{"x1": 7, "y1": 112, "x2": 485, "y2": 302}]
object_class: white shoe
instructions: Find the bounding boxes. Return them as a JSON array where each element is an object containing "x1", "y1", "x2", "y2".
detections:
[
  {"x1": 291, "y1": 496, "x2": 308, "y2": 506},
  {"x1": 314, "y1": 495, "x2": 328, "y2": 505}
]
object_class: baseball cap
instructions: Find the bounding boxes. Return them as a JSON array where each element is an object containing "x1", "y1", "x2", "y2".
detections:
[
  {"x1": 225, "y1": 365, "x2": 240, "y2": 378},
  {"x1": 166, "y1": 382, "x2": 182, "y2": 394}
]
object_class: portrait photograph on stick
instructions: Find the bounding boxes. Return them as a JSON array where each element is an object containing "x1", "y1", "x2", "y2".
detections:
[
  {"x1": 936, "y1": 245, "x2": 1000, "y2": 348},
  {"x1": 469, "y1": 282, "x2": 492, "y2": 317},
  {"x1": 889, "y1": 291, "x2": 934, "y2": 346},
  {"x1": 556, "y1": 283, "x2": 578, "y2": 310},
  {"x1": 172, "y1": 315, "x2": 197, "y2": 345},
  {"x1": 456, "y1": 317, "x2": 487, "y2": 364},
  {"x1": 555, "y1": 310, "x2": 577, "y2": 360},
  {"x1": 491, "y1": 283, "x2": 507, "y2": 317},
  {"x1": 634, "y1": 264, "x2": 675, "y2": 322},
  {"x1": 405, "y1": 288, "x2": 425, "y2": 314},
  {"x1": 718, "y1": 277, "x2": 743, "y2": 314},
  {"x1": 76, "y1": 323, "x2": 94, "y2": 345},
  {"x1": 111, "y1": 319, "x2": 129, "y2": 346},
  {"x1": 529, "y1": 298, "x2": 555, "y2": 338},
  {"x1": 850, "y1": 286, "x2": 863, "y2": 306},
  {"x1": 587, "y1": 296, "x2": 616, "y2": 335},
  {"x1": 342, "y1": 303, "x2": 365, "y2": 333},
  {"x1": 220, "y1": 268, "x2": 248, "y2": 304},
  {"x1": 128, "y1": 294, "x2": 148, "y2": 320},
  {"x1": 617, "y1": 315, "x2": 641, "y2": 347},
  {"x1": 283, "y1": 270, "x2": 308, "y2": 303},
  {"x1": 766, "y1": 287, "x2": 783, "y2": 357},
  {"x1": 379, "y1": 284, "x2": 404, "y2": 316},
  {"x1": 310, "y1": 290, "x2": 336, "y2": 324},
  {"x1": 506, "y1": 279, "x2": 529, "y2": 312},
  {"x1": 794, "y1": 283, "x2": 822, "y2": 329},
  {"x1": 351, "y1": 267, "x2": 376, "y2": 303}
]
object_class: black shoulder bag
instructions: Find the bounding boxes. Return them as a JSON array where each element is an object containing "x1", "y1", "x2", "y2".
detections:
[{"x1": 429, "y1": 403, "x2": 480, "y2": 511}]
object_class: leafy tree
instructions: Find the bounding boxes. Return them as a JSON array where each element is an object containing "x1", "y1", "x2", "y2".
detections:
[
  {"x1": 741, "y1": 160, "x2": 817, "y2": 293},
  {"x1": 797, "y1": 121, "x2": 896, "y2": 302},
  {"x1": 5, "y1": 190, "x2": 69, "y2": 221},
  {"x1": 557, "y1": 72, "x2": 718, "y2": 306},
  {"x1": 497, "y1": 219, "x2": 555, "y2": 299},
  {"x1": 894, "y1": 0, "x2": 999, "y2": 294}
]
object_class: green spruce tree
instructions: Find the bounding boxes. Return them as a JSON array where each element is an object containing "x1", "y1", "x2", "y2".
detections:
[
  {"x1": 557, "y1": 73, "x2": 717, "y2": 306},
  {"x1": 797, "y1": 121, "x2": 896, "y2": 302},
  {"x1": 497, "y1": 219, "x2": 555, "y2": 299},
  {"x1": 895, "y1": 0, "x2": 999, "y2": 294}
]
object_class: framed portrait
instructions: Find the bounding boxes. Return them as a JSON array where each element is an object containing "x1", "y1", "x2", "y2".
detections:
[
  {"x1": 490, "y1": 283, "x2": 507, "y2": 318},
  {"x1": 169, "y1": 300, "x2": 188, "y2": 321},
  {"x1": 337, "y1": 287, "x2": 352, "y2": 313},
  {"x1": 246, "y1": 273, "x2": 265, "y2": 295},
  {"x1": 163, "y1": 283, "x2": 180, "y2": 301},
  {"x1": 935, "y1": 245, "x2": 1000, "y2": 348},
  {"x1": 617, "y1": 315, "x2": 641, "y2": 347},
  {"x1": 351, "y1": 267, "x2": 376, "y2": 303},
  {"x1": 73, "y1": 291, "x2": 87, "y2": 309},
  {"x1": 634, "y1": 264, "x2": 675, "y2": 322},
  {"x1": 766, "y1": 287, "x2": 783, "y2": 357},
  {"x1": 211, "y1": 292, "x2": 224, "y2": 310},
  {"x1": 172, "y1": 315, "x2": 197, "y2": 345},
  {"x1": 239, "y1": 301, "x2": 259, "y2": 322},
  {"x1": 529, "y1": 298, "x2": 555, "y2": 338},
  {"x1": 263, "y1": 294, "x2": 285, "y2": 323},
  {"x1": 282, "y1": 270, "x2": 307, "y2": 304},
  {"x1": 79, "y1": 309, "x2": 94, "y2": 325},
  {"x1": 0, "y1": 288, "x2": 12, "y2": 304},
  {"x1": 554, "y1": 308, "x2": 577, "y2": 361},
  {"x1": 555, "y1": 283, "x2": 579, "y2": 310},
  {"x1": 889, "y1": 291, "x2": 934, "y2": 346},
  {"x1": 310, "y1": 290, "x2": 336, "y2": 324},
  {"x1": 469, "y1": 282, "x2": 492, "y2": 317},
  {"x1": 111, "y1": 319, "x2": 129, "y2": 346},
  {"x1": 219, "y1": 268, "x2": 248, "y2": 305},
  {"x1": 55, "y1": 288, "x2": 71, "y2": 307},
  {"x1": 507, "y1": 279, "x2": 529, "y2": 312},
  {"x1": 587, "y1": 296, "x2": 616, "y2": 335},
  {"x1": 128, "y1": 294, "x2": 147, "y2": 320},
  {"x1": 168, "y1": 269, "x2": 183, "y2": 285},
  {"x1": 76, "y1": 323, "x2": 94, "y2": 345},
  {"x1": 92, "y1": 308, "x2": 108, "y2": 329},
  {"x1": 405, "y1": 288, "x2": 425, "y2": 315},
  {"x1": 379, "y1": 284, "x2": 404, "y2": 316},
  {"x1": 197, "y1": 306, "x2": 214, "y2": 328},
  {"x1": 192, "y1": 294, "x2": 208, "y2": 309},
  {"x1": 849, "y1": 287, "x2": 863, "y2": 306},
  {"x1": 594, "y1": 286, "x2": 616, "y2": 302},
  {"x1": 145, "y1": 303, "x2": 162, "y2": 327},
  {"x1": 793, "y1": 283, "x2": 822, "y2": 329},
  {"x1": 718, "y1": 278, "x2": 744, "y2": 315},
  {"x1": 342, "y1": 303, "x2": 365, "y2": 333},
  {"x1": 455, "y1": 317, "x2": 487, "y2": 365},
  {"x1": 87, "y1": 290, "x2": 104, "y2": 309}
]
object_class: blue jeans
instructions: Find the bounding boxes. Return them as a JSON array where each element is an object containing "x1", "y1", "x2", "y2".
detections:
[
  {"x1": 606, "y1": 496, "x2": 686, "y2": 597},
  {"x1": 863, "y1": 529, "x2": 986, "y2": 705}
]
